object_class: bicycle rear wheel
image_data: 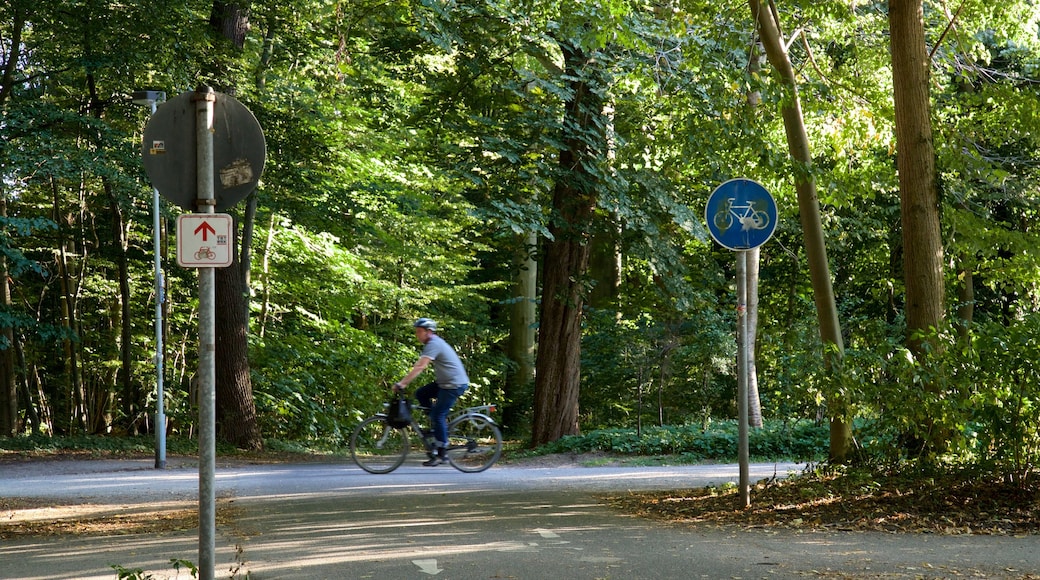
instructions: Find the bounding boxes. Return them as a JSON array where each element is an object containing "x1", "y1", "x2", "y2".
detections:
[
  {"x1": 351, "y1": 416, "x2": 409, "y2": 474},
  {"x1": 445, "y1": 415, "x2": 502, "y2": 473}
]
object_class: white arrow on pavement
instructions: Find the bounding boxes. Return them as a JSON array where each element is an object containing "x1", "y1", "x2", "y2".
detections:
[{"x1": 413, "y1": 559, "x2": 442, "y2": 575}]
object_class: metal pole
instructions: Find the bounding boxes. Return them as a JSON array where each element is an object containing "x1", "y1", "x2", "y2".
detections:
[
  {"x1": 133, "y1": 89, "x2": 168, "y2": 470},
  {"x1": 194, "y1": 86, "x2": 217, "y2": 580},
  {"x1": 150, "y1": 97, "x2": 167, "y2": 470},
  {"x1": 736, "y1": 250, "x2": 750, "y2": 508}
]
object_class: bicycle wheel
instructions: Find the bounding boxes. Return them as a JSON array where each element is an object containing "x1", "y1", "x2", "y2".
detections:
[
  {"x1": 350, "y1": 416, "x2": 409, "y2": 474},
  {"x1": 445, "y1": 415, "x2": 502, "y2": 473},
  {"x1": 751, "y1": 210, "x2": 769, "y2": 230},
  {"x1": 713, "y1": 208, "x2": 733, "y2": 231}
]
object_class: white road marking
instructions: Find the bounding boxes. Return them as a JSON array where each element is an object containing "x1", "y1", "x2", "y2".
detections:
[{"x1": 413, "y1": 559, "x2": 442, "y2": 575}]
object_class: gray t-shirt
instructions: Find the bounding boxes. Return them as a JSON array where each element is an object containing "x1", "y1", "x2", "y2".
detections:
[{"x1": 420, "y1": 334, "x2": 470, "y2": 387}]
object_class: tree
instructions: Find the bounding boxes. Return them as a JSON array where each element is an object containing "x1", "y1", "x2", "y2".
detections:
[
  {"x1": 0, "y1": 0, "x2": 28, "y2": 437},
  {"x1": 749, "y1": 0, "x2": 850, "y2": 458},
  {"x1": 889, "y1": 0, "x2": 946, "y2": 453},
  {"x1": 506, "y1": 232, "x2": 537, "y2": 428},
  {"x1": 531, "y1": 40, "x2": 606, "y2": 445},
  {"x1": 206, "y1": 0, "x2": 262, "y2": 450}
]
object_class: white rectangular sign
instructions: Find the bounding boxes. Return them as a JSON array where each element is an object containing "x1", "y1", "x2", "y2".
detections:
[{"x1": 176, "y1": 214, "x2": 233, "y2": 268}]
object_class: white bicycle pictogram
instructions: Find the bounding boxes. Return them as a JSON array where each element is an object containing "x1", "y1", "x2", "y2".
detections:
[{"x1": 713, "y1": 197, "x2": 770, "y2": 232}]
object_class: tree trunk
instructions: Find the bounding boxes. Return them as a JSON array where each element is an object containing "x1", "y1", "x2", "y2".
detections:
[
  {"x1": 103, "y1": 179, "x2": 137, "y2": 434},
  {"x1": 747, "y1": 247, "x2": 763, "y2": 428},
  {"x1": 745, "y1": 44, "x2": 764, "y2": 430},
  {"x1": 215, "y1": 248, "x2": 262, "y2": 449},
  {"x1": 532, "y1": 218, "x2": 589, "y2": 445},
  {"x1": 890, "y1": 0, "x2": 946, "y2": 342},
  {"x1": 210, "y1": 1, "x2": 251, "y2": 49},
  {"x1": 531, "y1": 41, "x2": 604, "y2": 446},
  {"x1": 16, "y1": 339, "x2": 40, "y2": 434},
  {"x1": 0, "y1": 2, "x2": 25, "y2": 107},
  {"x1": 506, "y1": 232, "x2": 537, "y2": 430},
  {"x1": 258, "y1": 213, "x2": 277, "y2": 338},
  {"x1": 0, "y1": 7, "x2": 25, "y2": 434},
  {"x1": 0, "y1": 186, "x2": 15, "y2": 436},
  {"x1": 209, "y1": 0, "x2": 263, "y2": 450},
  {"x1": 890, "y1": 0, "x2": 947, "y2": 453},
  {"x1": 750, "y1": 0, "x2": 850, "y2": 457},
  {"x1": 52, "y1": 178, "x2": 86, "y2": 434}
]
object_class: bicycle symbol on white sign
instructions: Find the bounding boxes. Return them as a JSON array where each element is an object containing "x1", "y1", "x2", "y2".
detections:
[{"x1": 713, "y1": 197, "x2": 771, "y2": 232}]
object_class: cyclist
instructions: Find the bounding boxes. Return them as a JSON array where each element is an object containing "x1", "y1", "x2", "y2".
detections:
[{"x1": 393, "y1": 318, "x2": 469, "y2": 466}]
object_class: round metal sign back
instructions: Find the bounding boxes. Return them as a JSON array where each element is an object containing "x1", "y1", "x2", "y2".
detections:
[
  {"x1": 142, "y1": 90, "x2": 266, "y2": 212},
  {"x1": 705, "y1": 178, "x2": 778, "y2": 250}
]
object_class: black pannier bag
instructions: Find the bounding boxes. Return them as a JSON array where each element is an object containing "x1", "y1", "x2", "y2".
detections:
[{"x1": 386, "y1": 394, "x2": 412, "y2": 428}]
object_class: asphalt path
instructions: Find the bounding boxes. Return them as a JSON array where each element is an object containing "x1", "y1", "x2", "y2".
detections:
[{"x1": 1, "y1": 458, "x2": 1037, "y2": 579}]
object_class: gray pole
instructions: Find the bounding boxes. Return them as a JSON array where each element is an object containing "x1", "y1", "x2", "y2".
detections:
[
  {"x1": 736, "y1": 250, "x2": 750, "y2": 508},
  {"x1": 133, "y1": 89, "x2": 168, "y2": 470},
  {"x1": 150, "y1": 96, "x2": 167, "y2": 471},
  {"x1": 194, "y1": 86, "x2": 217, "y2": 580}
]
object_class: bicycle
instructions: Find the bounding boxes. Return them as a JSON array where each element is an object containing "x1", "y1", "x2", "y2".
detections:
[
  {"x1": 712, "y1": 197, "x2": 770, "y2": 232},
  {"x1": 193, "y1": 246, "x2": 216, "y2": 261},
  {"x1": 350, "y1": 393, "x2": 503, "y2": 474}
]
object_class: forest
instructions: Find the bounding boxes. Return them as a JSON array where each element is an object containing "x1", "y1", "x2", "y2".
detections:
[{"x1": 1, "y1": 0, "x2": 1039, "y2": 482}]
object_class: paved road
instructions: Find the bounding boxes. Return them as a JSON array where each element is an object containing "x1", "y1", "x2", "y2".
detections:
[{"x1": 1, "y1": 458, "x2": 1037, "y2": 579}]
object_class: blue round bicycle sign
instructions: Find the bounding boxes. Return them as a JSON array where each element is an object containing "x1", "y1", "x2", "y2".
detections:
[{"x1": 705, "y1": 178, "x2": 778, "y2": 250}]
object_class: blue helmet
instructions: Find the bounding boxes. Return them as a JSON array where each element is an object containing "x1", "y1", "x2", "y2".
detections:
[{"x1": 413, "y1": 317, "x2": 437, "y2": 331}]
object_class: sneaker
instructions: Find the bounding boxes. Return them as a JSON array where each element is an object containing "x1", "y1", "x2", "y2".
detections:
[{"x1": 422, "y1": 456, "x2": 446, "y2": 466}]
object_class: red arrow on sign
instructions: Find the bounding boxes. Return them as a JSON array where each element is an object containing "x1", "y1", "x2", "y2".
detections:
[{"x1": 194, "y1": 221, "x2": 217, "y2": 241}]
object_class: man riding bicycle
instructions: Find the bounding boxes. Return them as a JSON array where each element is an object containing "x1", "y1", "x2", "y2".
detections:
[{"x1": 393, "y1": 318, "x2": 469, "y2": 466}]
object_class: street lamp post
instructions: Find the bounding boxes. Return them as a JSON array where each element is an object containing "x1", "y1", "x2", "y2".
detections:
[{"x1": 132, "y1": 90, "x2": 167, "y2": 469}]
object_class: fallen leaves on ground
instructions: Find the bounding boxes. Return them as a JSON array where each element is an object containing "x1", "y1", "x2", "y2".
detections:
[
  {"x1": 0, "y1": 497, "x2": 239, "y2": 539},
  {"x1": 605, "y1": 466, "x2": 1040, "y2": 536}
]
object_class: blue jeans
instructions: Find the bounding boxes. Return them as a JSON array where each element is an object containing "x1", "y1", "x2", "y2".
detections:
[{"x1": 415, "y1": 382, "x2": 467, "y2": 449}]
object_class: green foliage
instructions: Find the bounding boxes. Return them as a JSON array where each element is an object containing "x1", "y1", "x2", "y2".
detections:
[
  {"x1": 964, "y1": 317, "x2": 1040, "y2": 480},
  {"x1": 535, "y1": 420, "x2": 829, "y2": 462},
  {"x1": 580, "y1": 309, "x2": 735, "y2": 429},
  {"x1": 111, "y1": 558, "x2": 199, "y2": 580},
  {"x1": 0, "y1": 434, "x2": 222, "y2": 456},
  {"x1": 250, "y1": 324, "x2": 402, "y2": 442},
  {"x1": 110, "y1": 565, "x2": 154, "y2": 580}
]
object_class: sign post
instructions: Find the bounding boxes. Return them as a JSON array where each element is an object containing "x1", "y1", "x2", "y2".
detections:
[
  {"x1": 131, "y1": 89, "x2": 168, "y2": 470},
  {"x1": 194, "y1": 87, "x2": 218, "y2": 580},
  {"x1": 705, "y1": 178, "x2": 777, "y2": 508},
  {"x1": 141, "y1": 86, "x2": 265, "y2": 580}
]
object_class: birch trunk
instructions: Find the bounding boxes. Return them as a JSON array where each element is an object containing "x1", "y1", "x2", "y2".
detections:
[{"x1": 749, "y1": 0, "x2": 850, "y2": 457}]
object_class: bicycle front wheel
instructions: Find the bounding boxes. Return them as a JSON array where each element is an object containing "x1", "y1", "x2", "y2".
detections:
[
  {"x1": 445, "y1": 415, "x2": 502, "y2": 473},
  {"x1": 350, "y1": 416, "x2": 409, "y2": 474}
]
